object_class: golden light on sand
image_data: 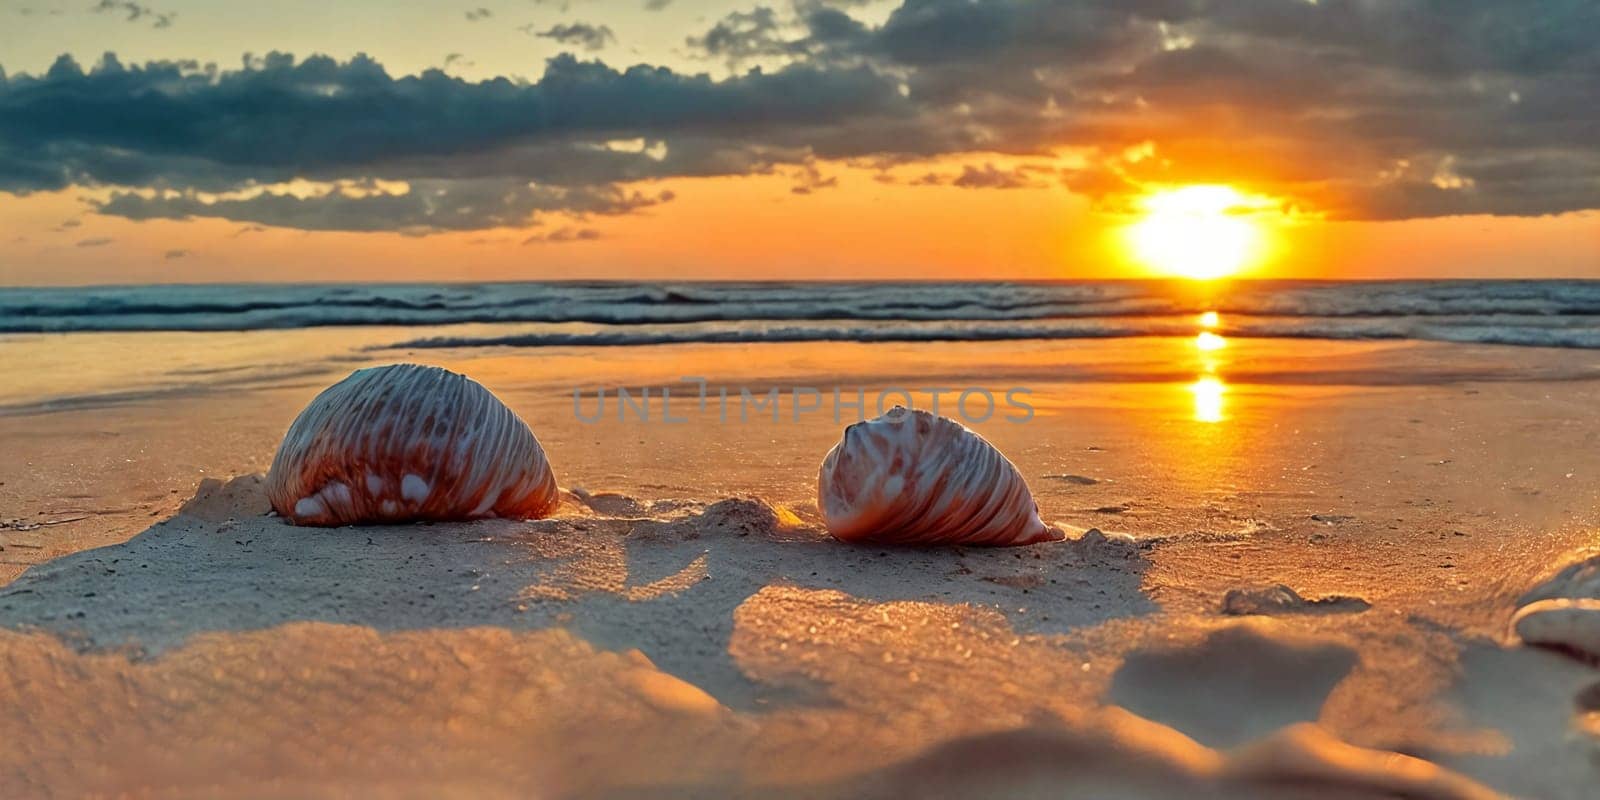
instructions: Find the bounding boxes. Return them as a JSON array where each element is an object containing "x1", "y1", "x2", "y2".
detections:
[
  {"x1": 1127, "y1": 186, "x2": 1265, "y2": 279},
  {"x1": 1190, "y1": 376, "x2": 1226, "y2": 423}
]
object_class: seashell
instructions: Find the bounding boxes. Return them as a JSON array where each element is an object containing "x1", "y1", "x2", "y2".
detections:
[
  {"x1": 266, "y1": 364, "x2": 559, "y2": 526},
  {"x1": 817, "y1": 406, "x2": 1060, "y2": 546},
  {"x1": 1511, "y1": 598, "x2": 1600, "y2": 660},
  {"x1": 1519, "y1": 554, "x2": 1600, "y2": 605}
]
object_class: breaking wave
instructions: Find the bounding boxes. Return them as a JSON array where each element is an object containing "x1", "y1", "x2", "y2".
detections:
[{"x1": 8, "y1": 280, "x2": 1600, "y2": 349}]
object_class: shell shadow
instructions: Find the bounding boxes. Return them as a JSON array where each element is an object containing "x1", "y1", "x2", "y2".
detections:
[
  {"x1": 0, "y1": 474, "x2": 1158, "y2": 712},
  {"x1": 1428, "y1": 641, "x2": 1600, "y2": 796},
  {"x1": 1108, "y1": 624, "x2": 1358, "y2": 749}
]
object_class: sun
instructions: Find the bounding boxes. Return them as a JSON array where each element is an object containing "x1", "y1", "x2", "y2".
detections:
[{"x1": 1126, "y1": 185, "x2": 1266, "y2": 280}]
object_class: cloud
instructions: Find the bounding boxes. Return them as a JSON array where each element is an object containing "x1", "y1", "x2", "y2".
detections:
[
  {"x1": 75, "y1": 237, "x2": 113, "y2": 247},
  {"x1": 528, "y1": 22, "x2": 616, "y2": 52},
  {"x1": 163, "y1": 248, "x2": 191, "y2": 259},
  {"x1": 529, "y1": 0, "x2": 586, "y2": 11},
  {"x1": 686, "y1": 4, "x2": 873, "y2": 69},
  {"x1": 521, "y1": 226, "x2": 601, "y2": 244},
  {"x1": 644, "y1": 0, "x2": 671, "y2": 10},
  {"x1": 98, "y1": 181, "x2": 676, "y2": 234},
  {"x1": 464, "y1": 8, "x2": 491, "y2": 22},
  {"x1": 3, "y1": 0, "x2": 1598, "y2": 228},
  {"x1": 750, "y1": 0, "x2": 1600, "y2": 219},
  {"x1": 688, "y1": 8, "x2": 792, "y2": 66},
  {"x1": 0, "y1": 51, "x2": 901, "y2": 230},
  {"x1": 902, "y1": 163, "x2": 1046, "y2": 190},
  {"x1": 90, "y1": 0, "x2": 174, "y2": 28},
  {"x1": 788, "y1": 162, "x2": 837, "y2": 195}
]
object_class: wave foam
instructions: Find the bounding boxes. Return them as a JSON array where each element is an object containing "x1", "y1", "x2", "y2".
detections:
[{"x1": 7, "y1": 280, "x2": 1600, "y2": 349}]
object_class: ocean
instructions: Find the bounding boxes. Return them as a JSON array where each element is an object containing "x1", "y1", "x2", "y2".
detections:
[{"x1": 6, "y1": 280, "x2": 1600, "y2": 349}]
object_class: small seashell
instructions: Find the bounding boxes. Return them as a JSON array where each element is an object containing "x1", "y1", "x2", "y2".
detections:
[
  {"x1": 266, "y1": 364, "x2": 559, "y2": 526},
  {"x1": 1511, "y1": 598, "x2": 1600, "y2": 660},
  {"x1": 1519, "y1": 554, "x2": 1600, "y2": 605},
  {"x1": 817, "y1": 406, "x2": 1060, "y2": 546}
]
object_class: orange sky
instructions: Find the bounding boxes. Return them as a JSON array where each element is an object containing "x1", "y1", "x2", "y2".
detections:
[
  {"x1": 2, "y1": 2, "x2": 1598, "y2": 285},
  {"x1": 5, "y1": 164, "x2": 1596, "y2": 285}
]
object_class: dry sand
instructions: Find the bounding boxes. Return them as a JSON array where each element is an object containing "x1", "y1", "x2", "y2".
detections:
[{"x1": 3, "y1": 334, "x2": 1600, "y2": 797}]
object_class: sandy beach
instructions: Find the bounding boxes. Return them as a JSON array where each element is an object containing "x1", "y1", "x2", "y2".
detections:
[{"x1": 3, "y1": 329, "x2": 1599, "y2": 798}]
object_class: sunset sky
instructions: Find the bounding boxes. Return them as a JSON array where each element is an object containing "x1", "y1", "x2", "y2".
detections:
[{"x1": 1, "y1": 0, "x2": 1596, "y2": 285}]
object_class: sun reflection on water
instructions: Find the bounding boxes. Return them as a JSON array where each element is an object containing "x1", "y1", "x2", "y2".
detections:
[
  {"x1": 1190, "y1": 375, "x2": 1226, "y2": 423},
  {"x1": 1195, "y1": 331, "x2": 1227, "y2": 352},
  {"x1": 1190, "y1": 312, "x2": 1227, "y2": 422}
]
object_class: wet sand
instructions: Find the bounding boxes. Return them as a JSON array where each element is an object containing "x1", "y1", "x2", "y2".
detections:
[{"x1": 2, "y1": 332, "x2": 1600, "y2": 797}]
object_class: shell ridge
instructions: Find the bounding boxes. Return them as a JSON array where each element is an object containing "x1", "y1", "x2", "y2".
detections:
[{"x1": 926, "y1": 427, "x2": 1009, "y2": 545}]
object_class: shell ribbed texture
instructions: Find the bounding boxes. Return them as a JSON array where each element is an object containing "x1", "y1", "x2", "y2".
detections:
[
  {"x1": 266, "y1": 364, "x2": 559, "y2": 526},
  {"x1": 818, "y1": 406, "x2": 1055, "y2": 547}
]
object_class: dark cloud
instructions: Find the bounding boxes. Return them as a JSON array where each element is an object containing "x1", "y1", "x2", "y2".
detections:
[
  {"x1": 76, "y1": 237, "x2": 113, "y2": 247},
  {"x1": 529, "y1": 22, "x2": 616, "y2": 52},
  {"x1": 2, "y1": 0, "x2": 1598, "y2": 229},
  {"x1": 903, "y1": 163, "x2": 1046, "y2": 190},
  {"x1": 521, "y1": 226, "x2": 601, "y2": 245},
  {"x1": 688, "y1": 8, "x2": 793, "y2": 66},
  {"x1": 464, "y1": 8, "x2": 491, "y2": 22},
  {"x1": 644, "y1": 0, "x2": 671, "y2": 10},
  {"x1": 98, "y1": 182, "x2": 675, "y2": 233},
  {"x1": 0, "y1": 51, "x2": 904, "y2": 230},
  {"x1": 686, "y1": 5, "x2": 871, "y2": 68},
  {"x1": 767, "y1": 0, "x2": 1600, "y2": 218},
  {"x1": 90, "y1": 0, "x2": 174, "y2": 29},
  {"x1": 163, "y1": 248, "x2": 191, "y2": 259},
  {"x1": 788, "y1": 162, "x2": 837, "y2": 195}
]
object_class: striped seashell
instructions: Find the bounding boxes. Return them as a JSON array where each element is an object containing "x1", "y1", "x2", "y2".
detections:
[
  {"x1": 817, "y1": 406, "x2": 1059, "y2": 546},
  {"x1": 266, "y1": 364, "x2": 559, "y2": 526}
]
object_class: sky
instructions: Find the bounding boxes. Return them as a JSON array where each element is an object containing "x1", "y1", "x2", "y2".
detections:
[{"x1": 0, "y1": 0, "x2": 1596, "y2": 285}]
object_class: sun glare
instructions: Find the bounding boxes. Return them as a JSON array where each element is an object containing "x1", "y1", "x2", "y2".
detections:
[{"x1": 1127, "y1": 185, "x2": 1266, "y2": 280}]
